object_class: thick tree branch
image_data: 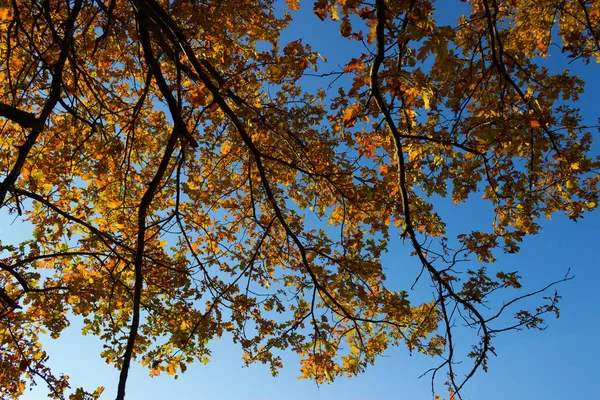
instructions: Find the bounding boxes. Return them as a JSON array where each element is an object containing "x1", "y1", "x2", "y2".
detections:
[
  {"x1": 0, "y1": 103, "x2": 39, "y2": 129},
  {"x1": 115, "y1": 11, "x2": 183, "y2": 400}
]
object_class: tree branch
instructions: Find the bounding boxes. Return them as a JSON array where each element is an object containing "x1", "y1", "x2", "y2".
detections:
[{"x1": 115, "y1": 10, "x2": 183, "y2": 400}]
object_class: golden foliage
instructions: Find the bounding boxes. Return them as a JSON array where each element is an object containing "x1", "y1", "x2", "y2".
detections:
[{"x1": 0, "y1": 0, "x2": 598, "y2": 398}]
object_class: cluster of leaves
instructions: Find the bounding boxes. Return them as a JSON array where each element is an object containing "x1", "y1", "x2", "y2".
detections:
[{"x1": 0, "y1": 0, "x2": 598, "y2": 399}]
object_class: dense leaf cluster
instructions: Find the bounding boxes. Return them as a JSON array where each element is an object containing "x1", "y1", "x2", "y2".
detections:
[{"x1": 0, "y1": 0, "x2": 598, "y2": 398}]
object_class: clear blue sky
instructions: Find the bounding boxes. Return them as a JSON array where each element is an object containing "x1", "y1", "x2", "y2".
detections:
[{"x1": 5, "y1": 2, "x2": 600, "y2": 399}]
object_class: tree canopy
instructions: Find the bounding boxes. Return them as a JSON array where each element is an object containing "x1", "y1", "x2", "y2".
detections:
[{"x1": 0, "y1": 0, "x2": 598, "y2": 398}]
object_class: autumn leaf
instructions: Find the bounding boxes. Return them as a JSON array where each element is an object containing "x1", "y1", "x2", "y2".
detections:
[
  {"x1": 528, "y1": 118, "x2": 542, "y2": 129},
  {"x1": 285, "y1": 0, "x2": 300, "y2": 11},
  {"x1": 342, "y1": 103, "x2": 360, "y2": 127},
  {"x1": 340, "y1": 16, "x2": 352, "y2": 37},
  {"x1": 344, "y1": 58, "x2": 365, "y2": 73},
  {"x1": 313, "y1": 0, "x2": 328, "y2": 21},
  {"x1": 188, "y1": 83, "x2": 209, "y2": 107}
]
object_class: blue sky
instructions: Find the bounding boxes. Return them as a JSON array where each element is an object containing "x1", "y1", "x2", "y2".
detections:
[{"x1": 4, "y1": 1, "x2": 600, "y2": 399}]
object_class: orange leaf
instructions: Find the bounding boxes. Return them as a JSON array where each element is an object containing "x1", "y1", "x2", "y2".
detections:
[{"x1": 344, "y1": 58, "x2": 365, "y2": 73}]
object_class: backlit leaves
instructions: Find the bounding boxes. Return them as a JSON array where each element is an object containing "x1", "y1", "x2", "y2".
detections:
[{"x1": 0, "y1": 0, "x2": 598, "y2": 399}]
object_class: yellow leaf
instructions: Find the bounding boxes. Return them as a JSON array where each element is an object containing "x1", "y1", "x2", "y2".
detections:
[
  {"x1": 422, "y1": 88, "x2": 432, "y2": 110},
  {"x1": 330, "y1": 4, "x2": 339, "y2": 21},
  {"x1": 166, "y1": 362, "x2": 177, "y2": 376},
  {"x1": 221, "y1": 141, "x2": 232, "y2": 155}
]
